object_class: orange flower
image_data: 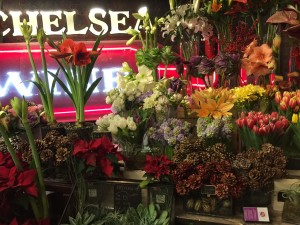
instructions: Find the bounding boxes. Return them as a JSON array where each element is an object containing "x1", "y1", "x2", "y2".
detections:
[
  {"x1": 191, "y1": 88, "x2": 235, "y2": 119},
  {"x1": 211, "y1": 0, "x2": 222, "y2": 12},
  {"x1": 242, "y1": 43, "x2": 273, "y2": 76}
]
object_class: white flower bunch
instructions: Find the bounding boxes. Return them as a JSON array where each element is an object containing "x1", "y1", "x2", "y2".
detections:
[
  {"x1": 96, "y1": 113, "x2": 137, "y2": 135},
  {"x1": 106, "y1": 63, "x2": 156, "y2": 112},
  {"x1": 162, "y1": 4, "x2": 213, "y2": 41}
]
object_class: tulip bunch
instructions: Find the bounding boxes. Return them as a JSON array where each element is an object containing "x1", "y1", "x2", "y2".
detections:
[
  {"x1": 236, "y1": 111, "x2": 290, "y2": 150},
  {"x1": 290, "y1": 113, "x2": 300, "y2": 153},
  {"x1": 275, "y1": 90, "x2": 300, "y2": 120}
]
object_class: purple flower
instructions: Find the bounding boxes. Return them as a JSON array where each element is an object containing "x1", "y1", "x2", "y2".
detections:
[
  {"x1": 198, "y1": 57, "x2": 215, "y2": 75},
  {"x1": 170, "y1": 78, "x2": 184, "y2": 93},
  {"x1": 214, "y1": 53, "x2": 240, "y2": 77}
]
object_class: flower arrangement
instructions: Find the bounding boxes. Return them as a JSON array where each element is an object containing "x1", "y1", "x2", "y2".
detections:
[
  {"x1": 139, "y1": 155, "x2": 173, "y2": 188},
  {"x1": 236, "y1": 111, "x2": 290, "y2": 150},
  {"x1": 48, "y1": 35, "x2": 102, "y2": 126},
  {"x1": 232, "y1": 84, "x2": 266, "y2": 112},
  {"x1": 191, "y1": 87, "x2": 235, "y2": 119},
  {"x1": 274, "y1": 90, "x2": 300, "y2": 120},
  {"x1": 196, "y1": 116, "x2": 233, "y2": 144},
  {"x1": 147, "y1": 118, "x2": 193, "y2": 158},
  {"x1": 163, "y1": 0, "x2": 213, "y2": 60}
]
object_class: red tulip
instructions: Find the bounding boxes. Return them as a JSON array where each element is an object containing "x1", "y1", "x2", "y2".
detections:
[
  {"x1": 252, "y1": 125, "x2": 259, "y2": 134},
  {"x1": 275, "y1": 91, "x2": 282, "y2": 104},
  {"x1": 247, "y1": 118, "x2": 255, "y2": 129},
  {"x1": 289, "y1": 97, "x2": 297, "y2": 109},
  {"x1": 280, "y1": 101, "x2": 287, "y2": 111},
  {"x1": 263, "y1": 116, "x2": 269, "y2": 125}
]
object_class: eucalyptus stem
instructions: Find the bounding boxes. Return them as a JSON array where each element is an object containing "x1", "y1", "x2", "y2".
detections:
[{"x1": 23, "y1": 121, "x2": 48, "y2": 218}]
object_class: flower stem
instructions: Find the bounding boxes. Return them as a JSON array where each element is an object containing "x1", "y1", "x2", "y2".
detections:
[
  {"x1": 23, "y1": 120, "x2": 49, "y2": 218},
  {"x1": 77, "y1": 66, "x2": 85, "y2": 124},
  {"x1": 0, "y1": 124, "x2": 22, "y2": 170}
]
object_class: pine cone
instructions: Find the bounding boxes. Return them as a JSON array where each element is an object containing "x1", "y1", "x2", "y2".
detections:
[
  {"x1": 40, "y1": 149, "x2": 54, "y2": 162},
  {"x1": 185, "y1": 152, "x2": 202, "y2": 165},
  {"x1": 0, "y1": 138, "x2": 7, "y2": 152},
  {"x1": 215, "y1": 184, "x2": 229, "y2": 199},
  {"x1": 55, "y1": 147, "x2": 71, "y2": 164},
  {"x1": 22, "y1": 150, "x2": 32, "y2": 164},
  {"x1": 35, "y1": 139, "x2": 46, "y2": 153},
  {"x1": 221, "y1": 172, "x2": 237, "y2": 187}
]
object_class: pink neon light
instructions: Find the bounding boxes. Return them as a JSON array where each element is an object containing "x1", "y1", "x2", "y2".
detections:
[{"x1": 0, "y1": 46, "x2": 138, "y2": 54}]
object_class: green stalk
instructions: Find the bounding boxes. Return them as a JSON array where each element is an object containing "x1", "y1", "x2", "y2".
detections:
[
  {"x1": 77, "y1": 66, "x2": 85, "y2": 124},
  {"x1": 23, "y1": 121, "x2": 48, "y2": 218},
  {"x1": 0, "y1": 124, "x2": 23, "y2": 170},
  {"x1": 40, "y1": 45, "x2": 56, "y2": 125},
  {"x1": 163, "y1": 64, "x2": 168, "y2": 78}
]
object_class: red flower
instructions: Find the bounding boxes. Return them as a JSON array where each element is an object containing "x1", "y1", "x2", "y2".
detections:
[
  {"x1": 73, "y1": 42, "x2": 91, "y2": 66},
  {"x1": 73, "y1": 136, "x2": 124, "y2": 177},
  {"x1": 144, "y1": 155, "x2": 172, "y2": 179}
]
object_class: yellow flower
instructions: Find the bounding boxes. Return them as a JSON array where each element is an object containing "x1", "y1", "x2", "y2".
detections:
[
  {"x1": 292, "y1": 114, "x2": 299, "y2": 123},
  {"x1": 233, "y1": 84, "x2": 266, "y2": 103}
]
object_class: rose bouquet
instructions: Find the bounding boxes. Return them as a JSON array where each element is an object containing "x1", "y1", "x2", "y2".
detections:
[{"x1": 236, "y1": 111, "x2": 290, "y2": 150}]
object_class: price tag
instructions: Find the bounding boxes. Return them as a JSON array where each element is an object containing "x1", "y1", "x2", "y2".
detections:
[{"x1": 243, "y1": 207, "x2": 270, "y2": 222}]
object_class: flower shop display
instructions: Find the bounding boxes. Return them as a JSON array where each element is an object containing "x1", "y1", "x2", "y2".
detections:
[{"x1": 236, "y1": 111, "x2": 290, "y2": 150}]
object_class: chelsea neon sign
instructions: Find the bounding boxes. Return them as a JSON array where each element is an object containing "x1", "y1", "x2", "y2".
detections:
[{"x1": 0, "y1": 8, "x2": 143, "y2": 37}]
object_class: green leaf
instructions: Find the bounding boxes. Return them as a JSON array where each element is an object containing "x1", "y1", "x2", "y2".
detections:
[
  {"x1": 50, "y1": 69, "x2": 59, "y2": 95},
  {"x1": 84, "y1": 77, "x2": 102, "y2": 105},
  {"x1": 132, "y1": 13, "x2": 144, "y2": 20},
  {"x1": 48, "y1": 70, "x2": 75, "y2": 105},
  {"x1": 139, "y1": 179, "x2": 151, "y2": 189}
]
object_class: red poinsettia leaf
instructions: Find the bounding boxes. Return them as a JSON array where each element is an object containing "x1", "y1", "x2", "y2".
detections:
[
  {"x1": 100, "y1": 135, "x2": 114, "y2": 152},
  {"x1": 89, "y1": 138, "x2": 102, "y2": 150},
  {"x1": 266, "y1": 10, "x2": 298, "y2": 24},
  {"x1": 100, "y1": 158, "x2": 114, "y2": 177},
  {"x1": 9, "y1": 218, "x2": 18, "y2": 225},
  {"x1": 73, "y1": 139, "x2": 90, "y2": 156},
  {"x1": 85, "y1": 152, "x2": 98, "y2": 167},
  {"x1": 7, "y1": 167, "x2": 18, "y2": 186},
  {"x1": 0, "y1": 166, "x2": 10, "y2": 180},
  {"x1": 16, "y1": 169, "x2": 37, "y2": 187},
  {"x1": 37, "y1": 218, "x2": 50, "y2": 225},
  {"x1": 24, "y1": 184, "x2": 39, "y2": 197}
]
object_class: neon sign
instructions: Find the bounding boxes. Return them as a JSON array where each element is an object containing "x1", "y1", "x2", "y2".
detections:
[{"x1": 0, "y1": 9, "x2": 143, "y2": 37}]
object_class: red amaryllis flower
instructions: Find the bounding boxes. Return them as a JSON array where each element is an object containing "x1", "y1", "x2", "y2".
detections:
[
  {"x1": 144, "y1": 155, "x2": 172, "y2": 179},
  {"x1": 50, "y1": 39, "x2": 100, "y2": 66}
]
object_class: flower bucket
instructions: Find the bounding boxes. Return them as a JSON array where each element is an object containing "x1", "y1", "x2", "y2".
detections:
[{"x1": 282, "y1": 193, "x2": 300, "y2": 224}]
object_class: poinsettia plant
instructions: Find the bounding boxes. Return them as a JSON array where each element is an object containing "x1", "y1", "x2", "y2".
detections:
[
  {"x1": 72, "y1": 135, "x2": 125, "y2": 177},
  {"x1": 139, "y1": 155, "x2": 173, "y2": 188},
  {"x1": 48, "y1": 34, "x2": 103, "y2": 126}
]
